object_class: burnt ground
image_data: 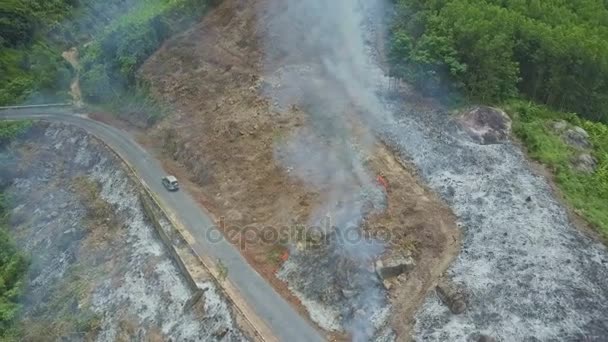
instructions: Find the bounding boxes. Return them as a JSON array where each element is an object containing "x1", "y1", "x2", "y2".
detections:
[
  {"x1": 380, "y1": 96, "x2": 608, "y2": 341},
  {"x1": 139, "y1": 0, "x2": 459, "y2": 339},
  {"x1": 2, "y1": 123, "x2": 246, "y2": 341}
]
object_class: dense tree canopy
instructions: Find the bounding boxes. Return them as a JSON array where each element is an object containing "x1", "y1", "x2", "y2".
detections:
[
  {"x1": 389, "y1": 0, "x2": 608, "y2": 122},
  {"x1": 0, "y1": 0, "x2": 87, "y2": 105},
  {"x1": 0, "y1": 0, "x2": 209, "y2": 108}
]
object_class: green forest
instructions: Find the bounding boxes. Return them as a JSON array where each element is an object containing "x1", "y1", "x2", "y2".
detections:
[
  {"x1": 389, "y1": 0, "x2": 608, "y2": 123},
  {"x1": 0, "y1": 0, "x2": 212, "y2": 122}
]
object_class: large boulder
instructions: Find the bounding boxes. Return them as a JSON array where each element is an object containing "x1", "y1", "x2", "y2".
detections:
[
  {"x1": 572, "y1": 153, "x2": 598, "y2": 174},
  {"x1": 551, "y1": 120, "x2": 593, "y2": 150},
  {"x1": 551, "y1": 120, "x2": 568, "y2": 132},
  {"x1": 436, "y1": 280, "x2": 467, "y2": 314},
  {"x1": 564, "y1": 126, "x2": 592, "y2": 149},
  {"x1": 375, "y1": 253, "x2": 415, "y2": 280},
  {"x1": 458, "y1": 106, "x2": 512, "y2": 145}
]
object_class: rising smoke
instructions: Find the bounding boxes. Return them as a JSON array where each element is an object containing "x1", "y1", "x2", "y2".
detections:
[{"x1": 257, "y1": 0, "x2": 393, "y2": 340}]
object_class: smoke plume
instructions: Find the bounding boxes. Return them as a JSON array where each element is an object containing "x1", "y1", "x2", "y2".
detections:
[{"x1": 258, "y1": 0, "x2": 393, "y2": 340}]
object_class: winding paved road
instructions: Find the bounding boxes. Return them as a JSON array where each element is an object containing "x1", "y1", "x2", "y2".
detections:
[{"x1": 0, "y1": 106, "x2": 323, "y2": 342}]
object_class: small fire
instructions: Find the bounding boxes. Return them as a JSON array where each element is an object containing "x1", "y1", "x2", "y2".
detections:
[
  {"x1": 376, "y1": 175, "x2": 388, "y2": 191},
  {"x1": 280, "y1": 250, "x2": 290, "y2": 262}
]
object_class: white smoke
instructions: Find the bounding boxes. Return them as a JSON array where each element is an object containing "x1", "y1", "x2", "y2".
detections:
[{"x1": 257, "y1": 0, "x2": 393, "y2": 340}]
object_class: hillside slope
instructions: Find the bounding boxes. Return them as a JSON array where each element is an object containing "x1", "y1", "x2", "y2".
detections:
[
  {"x1": 1, "y1": 122, "x2": 246, "y2": 340},
  {"x1": 140, "y1": 0, "x2": 460, "y2": 339}
]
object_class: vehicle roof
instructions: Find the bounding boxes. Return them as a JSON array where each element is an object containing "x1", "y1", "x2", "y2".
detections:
[{"x1": 165, "y1": 175, "x2": 178, "y2": 182}]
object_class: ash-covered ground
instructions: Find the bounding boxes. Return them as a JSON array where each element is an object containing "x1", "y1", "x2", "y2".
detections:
[
  {"x1": 264, "y1": 0, "x2": 608, "y2": 338},
  {"x1": 277, "y1": 234, "x2": 393, "y2": 341},
  {"x1": 381, "y1": 106, "x2": 608, "y2": 341},
  {"x1": 343, "y1": 2, "x2": 608, "y2": 339},
  {"x1": 2, "y1": 123, "x2": 246, "y2": 341}
]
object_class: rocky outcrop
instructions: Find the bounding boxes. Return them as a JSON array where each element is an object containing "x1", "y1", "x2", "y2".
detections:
[
  {"x1": 375, "y1": 253, "x2": 416, "y2": 280},
  {"x1": 552, "y1": 120, "x2": 592, "y2": 150},
  {"x1": 551, "y1": 120, "x2": 568, "y2": 132},
  {"x1": 572, "y1": 153, "x2": 598, "y2": 174},
  {"x1": 458, "y1": 106, "x2": 512, "y2": 145},
  {"x1": 564, "y1": 126, "x2": 592, "y2": 149},
  {"x1": 436, "y1": 280, "x2": 467, "y2": 315},
  {"x1": 551, "y1": 120, "x2": 597, "y2": 173}
]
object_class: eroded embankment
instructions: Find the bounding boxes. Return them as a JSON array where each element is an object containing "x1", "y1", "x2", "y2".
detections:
[
  {"x1": 381, "y1": 103, "x2": 608, "y2": 341},
  {"x1": 2, "y1": 122, "x2": 247, "y2": 341}
]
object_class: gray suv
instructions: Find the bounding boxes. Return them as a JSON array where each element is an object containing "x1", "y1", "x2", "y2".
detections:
[{"x1": 162, "y1": 175, "x2": 179, "y2": 191}]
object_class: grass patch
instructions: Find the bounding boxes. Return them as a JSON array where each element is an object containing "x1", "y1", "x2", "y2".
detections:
[
  {"x1": 19, "y1": 176, "x2": 113, "y2": 340},
  {"x1": 0, "y1": 194, "x2": 29, "y2": 340},
  {"x1": 0, "y1": 122, "x2": 32, "y2": 339},
  {"x1": 266, "y1": 245, "x2": 288, "y2": 268},
  {"x1": 0, "y1": 121, "x2": 31, "y2": 146},
  {"x1": 18, "y1": 265, "x2": 102, "y2": 341},
  {"x1": 506, "y1": 100, "x2": 608, "y2": 239},
  {"x1": 72, "y1": 176, "x2": 120, "y2": 233},
  {"x1": 217, "y1": 259, "x2": 228, "y2": 283}
]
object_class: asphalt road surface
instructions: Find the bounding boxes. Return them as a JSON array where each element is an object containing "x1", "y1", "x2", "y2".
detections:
[{"x1": 0, "y1": 107, "x2": 324, "y2": 342}]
